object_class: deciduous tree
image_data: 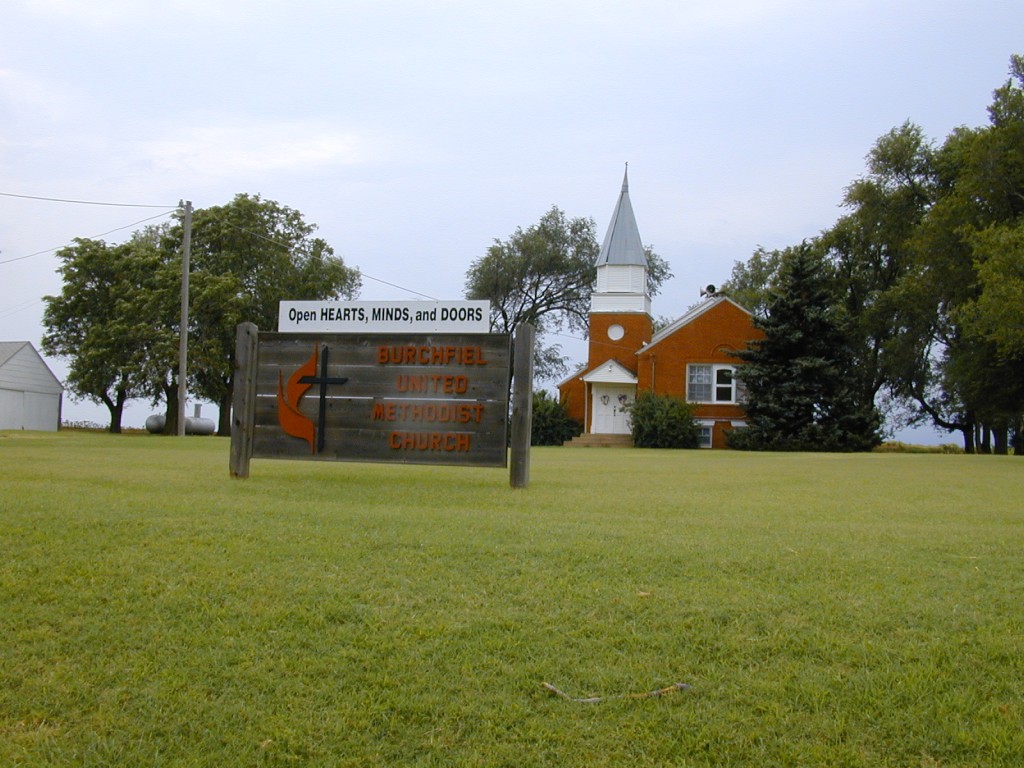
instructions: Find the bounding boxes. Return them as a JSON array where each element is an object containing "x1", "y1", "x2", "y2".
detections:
[
  {"x1": 721, "y1": 246, "x2": 784, "y2": 317},
  {"x1": 42, "y1": 236, "x2": 168, "y2": 432},
  {"x1": 173, "y1": 193, "x2": 361, "y2": 434},
  {"x1": 723, "y1": 55, "x2": 1024, "y2": 451},
  {"x1": 821, "y1": 122, "x2": 937, "y2": 412},
  {"x1": 888, "y1": 56, "x2": 1024, "y2": 450},
  {"x1": 464, "y1": 205, "x2": 670, "y2": 381},
  {"x1": 44, "y1": 194, "x2": 360, "y2": 435}
]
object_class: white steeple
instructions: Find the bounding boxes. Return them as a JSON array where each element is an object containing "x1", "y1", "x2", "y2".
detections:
[{"x1": 592, "y1": 165, "x2": 651, "y2": 314}]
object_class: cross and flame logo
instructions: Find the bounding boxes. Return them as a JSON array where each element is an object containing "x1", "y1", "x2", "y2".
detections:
[{"x1": 277, "y1": 344, "x2": 348, "y2": 454}]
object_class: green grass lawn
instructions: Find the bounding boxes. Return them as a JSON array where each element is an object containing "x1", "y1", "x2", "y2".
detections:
[{"x1": 1, "y1": 431, "x2": 1022, "y2": 767}]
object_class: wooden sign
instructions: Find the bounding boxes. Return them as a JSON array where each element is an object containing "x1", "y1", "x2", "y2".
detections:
[{"x1": 241, "y1": 331, "x2": 511, "y2": 468}]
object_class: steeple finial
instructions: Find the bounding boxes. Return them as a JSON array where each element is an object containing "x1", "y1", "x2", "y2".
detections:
[{"x1": 622, "y1": 162, "x2": 629, "y2": 192}]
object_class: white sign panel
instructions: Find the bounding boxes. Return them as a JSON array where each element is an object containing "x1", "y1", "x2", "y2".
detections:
[{"x1": 278, "y1": 300, "x2": 491, "y2": 334}]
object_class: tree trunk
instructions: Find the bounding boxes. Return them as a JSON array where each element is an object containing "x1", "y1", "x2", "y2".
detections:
[
  {"x1": 913, "y1": 388, "x2": 970, "y2": 452},
  {"x1": 992, "y1": 422, "x2": 1009, "y2": 455},
  {"x1": 1012, "y1": 419, "x2": 1023, "y2": 456},
  {"x1": 162, "y1": 382, "x2": 179, "y2": 435},
  {"x1": 101, "y1": 389, "x2": 126, "y2": 433},
  {"x1": 217, "y1": 392, "x2": 232, "y2": 437},
  {"x1": 961, "y1": 425, "x2": 975, "y2": 454},
  {"x1": 978, "y1": 424, "x2": 992, "y2": 454}
]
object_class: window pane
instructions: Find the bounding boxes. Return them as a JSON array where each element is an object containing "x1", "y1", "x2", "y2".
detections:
[
  {"x1": 698, "y1": 426, "x2": 712, "y2": 448},
  {"x1": 688, "y1": 365, "x2": 712, "y2": 401},
  {"x1": 715, "y1": 368, "x2": 733, "y2": 402}
]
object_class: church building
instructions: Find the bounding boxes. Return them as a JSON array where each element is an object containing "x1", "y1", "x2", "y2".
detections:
[{"x1": 557, "y1": 170, "x2": 763, "y2": 449}]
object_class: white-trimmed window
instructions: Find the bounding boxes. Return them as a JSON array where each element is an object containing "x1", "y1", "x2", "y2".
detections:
[
  {"x1": 687, "y1": 364, "x2": 742, "y2": 404},
  {"x1": 697, "y1": 423, "x2": 713, "y2": 448}
]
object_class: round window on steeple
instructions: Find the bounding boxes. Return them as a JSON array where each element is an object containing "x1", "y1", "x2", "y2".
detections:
[{"x1": 607, "y1": 324, "x2": 625, "y2": 341}]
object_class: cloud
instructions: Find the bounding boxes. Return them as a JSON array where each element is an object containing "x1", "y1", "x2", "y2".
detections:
[
  {"x1": 21, "y1": 0, "x2": 831, "y2": 39},
  {"x1": 0, "y1": 68, "x2": 80, "y2": 121},
  {"x1": 134, "y1": 118, "x2": 380, "y2": 180},
  {"x1": 22, "y1": 0, "x2": 254, "y2": 28},
  {"x1": 468, "y1": 0, "x2": 826, "y2": 41}
]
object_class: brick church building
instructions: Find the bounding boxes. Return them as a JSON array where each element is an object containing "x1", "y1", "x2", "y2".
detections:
[{"x1": 558, "y1": 170, "x2": 763, "y2": 448}]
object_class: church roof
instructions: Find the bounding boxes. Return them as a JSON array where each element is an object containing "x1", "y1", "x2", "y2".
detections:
[
  {"x1": 642, "y1": 295, "x2": 754, "y2": 354},
  {"x1": 596, "y1": 167, "x2": 647, "y2": 268},
  {"x1": 581, "y1": 358, "x2": 638, "y2": 385}
]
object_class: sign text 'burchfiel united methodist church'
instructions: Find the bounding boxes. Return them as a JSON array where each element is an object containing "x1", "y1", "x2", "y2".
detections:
[
  {"x1": 249, "y1": 332, "x2": 510, "y2": 467},
  {"x1": 230, "y1": 299, "x2": 534, "y2": 483}
]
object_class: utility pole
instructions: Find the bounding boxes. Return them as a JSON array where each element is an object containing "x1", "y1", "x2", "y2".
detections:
[{"x1": 177, "y1": 200, "x2": 193, "y2": 436}]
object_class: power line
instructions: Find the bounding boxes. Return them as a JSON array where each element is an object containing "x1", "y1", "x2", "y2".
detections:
[
  {"x1": 1, "y1": 202, "x2": 440, "y2": 302},
  {"x1": 0, "y1": 209, "x2": 177, "y2": 265},
  {"x1": 360, "y1": 273, "x2": 438, "y2": 301},
  {"x1": 0, "y1": 295, "x2": 42, "y2": 321},
  {"x1": 0, "y1": 191, "x2": 175, "y2": 208},
  {"x1": 221, "y1": 221, "x2": 439, "y2": 301}
]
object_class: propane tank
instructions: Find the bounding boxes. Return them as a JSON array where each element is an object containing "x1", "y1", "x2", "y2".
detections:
[{"x1": 144, "y1": 406, "x2": 216, "y2": 435}]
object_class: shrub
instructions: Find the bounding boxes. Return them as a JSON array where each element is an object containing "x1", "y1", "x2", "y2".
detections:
[
  {"x1": 626, "y1": 391, "x2": 700, "y2": 448},
  {"x1": 873, "y1": 441, "x2": 964, "y2": 454},
  {"x1": 530, "y1": 391, "x2": 582, "y2": 446},
  {"x1": 60, "y1": 420, "x2": 105, "y2": 431}
]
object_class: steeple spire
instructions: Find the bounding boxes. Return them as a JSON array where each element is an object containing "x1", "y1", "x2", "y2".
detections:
[
  {"x1": 590, "y1": 167, "x2": 651, "y2": 316},
  {"x1": 596, "y1": 164, "x2": 646, "y2": 268}
]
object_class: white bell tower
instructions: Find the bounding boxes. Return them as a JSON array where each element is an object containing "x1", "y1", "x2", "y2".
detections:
[{"x1": 591, "y1": 165, "x2": 651, "y2": 316}]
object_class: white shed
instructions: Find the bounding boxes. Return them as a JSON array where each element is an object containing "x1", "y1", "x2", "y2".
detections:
[{"x1": 0, "y1": 342, "x2": 64, "y2": 431}]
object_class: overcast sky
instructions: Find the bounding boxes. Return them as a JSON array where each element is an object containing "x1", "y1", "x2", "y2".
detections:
[{"x1": 2, "y1": 0, "x2": 1021, "y2": 438}]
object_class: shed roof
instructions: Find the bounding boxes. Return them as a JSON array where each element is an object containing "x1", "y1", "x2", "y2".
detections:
[
  {"x1": 0, "y1": 341, "x2": 64, "y2": 393},
  {"x1": 0, "y1": 341, "x2": 27, "y2": 369}
]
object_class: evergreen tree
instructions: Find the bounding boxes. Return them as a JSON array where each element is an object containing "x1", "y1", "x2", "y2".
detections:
[{"x1": 730, "y1": 245, "x2": 882, "y2": 452}]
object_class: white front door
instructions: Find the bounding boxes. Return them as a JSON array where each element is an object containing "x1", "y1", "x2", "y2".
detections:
[{"x1": 591, "y1": 384, "x2": 634, "y2": 435}]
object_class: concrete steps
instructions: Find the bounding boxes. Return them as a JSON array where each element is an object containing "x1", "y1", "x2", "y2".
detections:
[{"x1": 563, "y1": 433, "x2": 634, "y2": 448}]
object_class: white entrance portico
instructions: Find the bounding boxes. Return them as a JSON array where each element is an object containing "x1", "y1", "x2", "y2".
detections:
[{"x1": 582, "y1": 360, "x2": 636, "y2": 435}]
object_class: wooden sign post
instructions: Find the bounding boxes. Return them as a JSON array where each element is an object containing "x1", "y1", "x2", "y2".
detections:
[
  {"x1": 509, "y1": 323, "x2": 534, "y2": 488},
  {"x1": 229, "y1": 325, "x2": 520, "y2": 479},
  {"x1": 229, "y1": 322, "x2": 258, "y2": 479}
]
